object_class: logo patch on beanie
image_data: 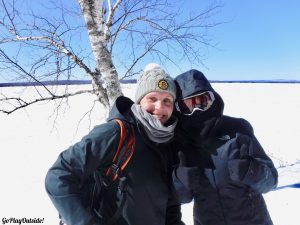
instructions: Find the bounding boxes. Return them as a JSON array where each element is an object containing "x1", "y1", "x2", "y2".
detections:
[{"x1": 157, "y1": 79, "x2": 169, "y2": 90}]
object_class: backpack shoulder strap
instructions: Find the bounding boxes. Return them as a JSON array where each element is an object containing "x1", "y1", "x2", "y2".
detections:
[
  {"x1": 59, "y1": 119, "x2": 135, "y2": 225},
  {"x1": 101, "y1": 119, "x2": 135, "y2": 225},
  {"x1": 104, "y1": 119, "x2": 135, "y2": 184}
]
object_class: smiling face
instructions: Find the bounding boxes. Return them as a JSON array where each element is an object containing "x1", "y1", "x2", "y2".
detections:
[{"x1": 139, "y1": 91, "x2": 174, "y2": 125}]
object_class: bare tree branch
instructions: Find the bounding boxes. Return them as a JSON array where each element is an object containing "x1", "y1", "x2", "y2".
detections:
[
  {"x1": 0, "y1": 89, "x2": 93, "y2": 114},
  {"x1": 104, "y1": 0, "x2": 122, "y2": 40},
  {"x1": 0, "y1": 48, "x2": 54, "y2": 95},
  {"x1": 0, "y1": 0, "x2": 223, "y2": 116}
]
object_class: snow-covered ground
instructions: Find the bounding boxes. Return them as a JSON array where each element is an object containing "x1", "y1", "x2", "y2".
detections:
[{"x1": 0, "y1": 83, "x2": 299, "y2": 225}]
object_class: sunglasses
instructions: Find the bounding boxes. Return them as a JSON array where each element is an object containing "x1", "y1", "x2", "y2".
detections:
[{"x1": 175, "y1": 91, "x2": 215, "y2": 116}]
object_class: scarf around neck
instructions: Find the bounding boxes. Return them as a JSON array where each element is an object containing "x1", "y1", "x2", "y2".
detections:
[{"x1": 131, "y1": 104, "x2": 178, "y2": 143}]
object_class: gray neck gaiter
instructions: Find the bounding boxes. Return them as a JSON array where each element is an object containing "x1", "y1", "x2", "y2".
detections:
[{"x1": 131, "y1": 104, "x2": 177, "y2": 143}]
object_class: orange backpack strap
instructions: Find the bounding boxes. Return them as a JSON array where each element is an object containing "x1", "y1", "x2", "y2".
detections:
[
  {"x1": 105, "y1": 119, "x2": 135, "y2": 184},
  {"x1": 60, "y1": 120, "x2": 135, "y2": 225}
]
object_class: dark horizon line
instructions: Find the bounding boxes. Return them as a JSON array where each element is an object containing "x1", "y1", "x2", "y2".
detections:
[{"x1": 1, "y1": 79, "x2": 300, "y2": 87}]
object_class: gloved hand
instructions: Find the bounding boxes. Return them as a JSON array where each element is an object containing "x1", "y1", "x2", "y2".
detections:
[
  {"x1": 227, "y1": 133, "x2": 252, "y2": 182},
  {"x1": 228, "y1": 158, "x2": 251, "y2": 182},
  {"x1": 173, "y1": 167, "x2": 194, "y2": 203}
]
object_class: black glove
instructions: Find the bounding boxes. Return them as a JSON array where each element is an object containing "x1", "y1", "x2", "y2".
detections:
[
  {"x1": 228, "y1": 158, "x2": 251, "y2": 181},
  {"x1": 173, "y1": 167, "x2": 194, "y2": 203},
  {"x1": 227, "y1": 133, "x2": 252, "y2": 181}
]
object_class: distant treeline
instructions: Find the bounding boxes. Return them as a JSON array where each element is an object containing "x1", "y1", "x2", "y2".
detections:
[{"x1": 1, "y1": 79, "x2": 300, "y2": 87}]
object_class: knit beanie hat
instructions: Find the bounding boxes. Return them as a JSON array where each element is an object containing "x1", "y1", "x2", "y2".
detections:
[{"x1": 135, "y1": 63, "x2": 176, "y2": 103}]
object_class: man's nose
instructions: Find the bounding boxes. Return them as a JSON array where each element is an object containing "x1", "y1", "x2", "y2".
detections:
[{"x1": 155, "y1": 101, "x2": 164, "y2": 110}]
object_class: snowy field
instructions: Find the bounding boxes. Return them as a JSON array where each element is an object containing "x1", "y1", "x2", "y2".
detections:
[{"x1": 1, "y1": 82, "x2": 300, "y2": 225}]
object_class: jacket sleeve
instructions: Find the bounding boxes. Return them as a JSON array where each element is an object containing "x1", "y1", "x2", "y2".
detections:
[
  {"x1": 45, "y1": 121, "x2": 120, "y2": 225},
  {"x1": 166, "y1": 175, "x2": 186, "y2": 225},
  {"x1": 227, "y1": 133, "x2": 278, "y2": 193}
]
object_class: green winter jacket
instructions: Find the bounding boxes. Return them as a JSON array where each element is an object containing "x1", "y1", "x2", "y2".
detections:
[{"x1": 45, "y1": 96, "x2": 184, "y2": 225}]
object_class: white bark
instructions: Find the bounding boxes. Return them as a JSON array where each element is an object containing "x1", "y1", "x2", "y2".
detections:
[
  {"x1": 77, "y1": 0, "x2": 123, "y2": 108},
  {"x1": 0, "y1": 0, "x2": 221, "y2": 115}
]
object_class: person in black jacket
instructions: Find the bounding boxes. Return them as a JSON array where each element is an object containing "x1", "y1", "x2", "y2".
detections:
[
  {"x1": 172, "y1": 69, "x2": 278, "y2": 225},
  {"x1": 45, "y1": 63, "x2": 185, "y2": 225}
]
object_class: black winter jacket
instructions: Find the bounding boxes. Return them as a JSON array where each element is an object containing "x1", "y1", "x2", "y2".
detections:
[
  {"x1": 172, "y1": 69, "x2": 278, "y2": 225},
  {"x1": 45, "y1": 96, "x2": 184, "y2": 225}
]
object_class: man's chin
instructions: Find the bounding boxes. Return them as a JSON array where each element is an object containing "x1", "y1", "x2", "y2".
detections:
[{"x1": 160, "y1": 117, "x2": 169, "y2": 126}]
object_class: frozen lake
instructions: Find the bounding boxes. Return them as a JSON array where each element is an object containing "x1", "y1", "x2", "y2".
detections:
[{"x1": 0, "y1": 82, "x2": 299, "y2": 224}]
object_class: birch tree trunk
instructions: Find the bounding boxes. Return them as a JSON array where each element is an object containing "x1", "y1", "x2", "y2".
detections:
[
  {"x1": 0, "y1": 0, "x2": 222, "y2": 115},
  {"x1": 77, "y1": 0, "x2": 123, "y2": 108}
]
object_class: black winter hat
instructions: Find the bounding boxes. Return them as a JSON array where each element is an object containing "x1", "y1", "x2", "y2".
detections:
[
  {"x1": 174, "y1": 69, "x2": 224, "y2": 123},
  {"x1": 175, "y1": 69, "x2": 213, "y2": 100}
]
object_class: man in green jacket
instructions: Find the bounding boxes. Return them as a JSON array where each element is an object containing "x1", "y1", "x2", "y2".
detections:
[{"x1": 45, "y1": 63, "x2": 184, "y2": 225}]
